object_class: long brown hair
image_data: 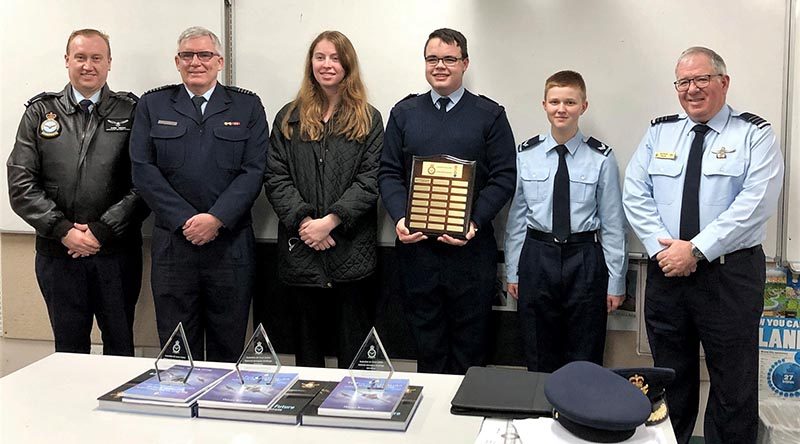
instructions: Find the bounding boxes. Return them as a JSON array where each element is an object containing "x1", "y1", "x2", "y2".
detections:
[{"x1": 281, "y1": 31, "x2": 372, "y2": 142}]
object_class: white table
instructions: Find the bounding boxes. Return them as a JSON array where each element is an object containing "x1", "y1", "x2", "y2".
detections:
[{"x1": 0, "y1": 353, "x2": 482, "y2": 444}]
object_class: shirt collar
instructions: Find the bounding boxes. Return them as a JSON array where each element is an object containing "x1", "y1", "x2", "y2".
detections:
[
  {"x1": 545, "y1": 129, "x2": 584, "y2": 155},
  {"x1": 430, "y1": 86, "x2": 465, "y2": 107},
  {"x1": 71, "y1": 86, "x2": 102, "y2": 105},
  {"x1": 184, "y1": 84, "x2": 216, "y2": 102},
  {"x1": 686, "y1": 104, "x2": 730, "y2": 135}
]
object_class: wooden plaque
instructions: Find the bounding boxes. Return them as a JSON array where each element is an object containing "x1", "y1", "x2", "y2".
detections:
[{"x1": 406, "y1": 154, "x2": 476, "y2": 238}]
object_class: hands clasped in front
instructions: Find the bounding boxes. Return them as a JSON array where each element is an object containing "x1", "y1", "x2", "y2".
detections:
[
  {"x1": 299, "y1": 214, "x2": 340, "y2": 251},
  {"x1": 183, "y1": 213, "x2": 223, "y2": 246},
  {"x1": 656, "y1": 238, "x2": 697, "y2": 277},
  {"x1": 62, "y1": 223, "x2": 101, "y2": 258}
]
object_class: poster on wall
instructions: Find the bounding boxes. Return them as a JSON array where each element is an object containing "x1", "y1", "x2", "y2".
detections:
[{"x1": 760, "y1": 316, "x2": 800, "y2": 399}]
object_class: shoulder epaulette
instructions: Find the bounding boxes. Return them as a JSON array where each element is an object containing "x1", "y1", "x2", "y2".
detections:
[
  {"x1": 143, "y1": 84, "x2": 179, "y2": 95},
  {"x1": 399, "y1": 93, "x2": 418, "y2": 103},
  {"x1": 113, "y1": 91, "x2": 139, "y2": 104},
  {"x1": 737, "y1": 112, "x2": 770, "y2": 129},
  {"x1": 225, "y1": 85, "x2": 256, "y2": 96},
  {"x1": 650, "y1": 114, "x2": 680, "y2": 126},
  {"x1": 478, "y1": 94, "x2": 499, "y2": 105},
  {"x1": 586, "y1": 136, "x2": 612, "y2": 157},
  {"x1": 25, "y1": 91, "x2": 59, "y2": 107},
  {"x1": 518, "y1": 135, "x2": 543, "y2": 152}
]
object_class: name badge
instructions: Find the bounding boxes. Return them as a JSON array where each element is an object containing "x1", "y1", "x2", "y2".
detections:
[
  {"x1": 157, "y1": 120, "x2": 178, "y2": 126},
  {"x1": 654, "y1": 152, "x2": 676, "y2": 160},
  {"x1": 104, "y1": 118, "x2": 131, "y2": 132}
]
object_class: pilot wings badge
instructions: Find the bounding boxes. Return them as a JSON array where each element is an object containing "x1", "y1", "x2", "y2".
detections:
[
  {"x1": 105, "y1": 118, "x2": 131, "y2": 132},
  {"x1": 711, "y1": 147, "x2": 735, "y2": 159}
]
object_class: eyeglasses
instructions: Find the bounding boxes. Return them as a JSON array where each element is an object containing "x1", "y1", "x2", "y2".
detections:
[
  {"x1": 673, "y1": 74, "x2": 723, "y2": 92},
  {"x1": 177, "y1": 51, "x2": 219, "y2": 63},
  {"x1": 424, "y1": 56, "x2": 465, "y2": 67}
]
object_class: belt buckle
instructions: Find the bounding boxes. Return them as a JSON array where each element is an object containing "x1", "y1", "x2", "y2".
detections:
[{"x1": 554, "y1": 236, "x2": 567, "y2": 244}]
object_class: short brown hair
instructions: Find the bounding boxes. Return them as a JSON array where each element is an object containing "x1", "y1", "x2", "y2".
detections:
[
  {"x1": 425, "y1": 28, "x2": 468, "y2": 59},
  {"x1": 66, "y1": 29, "x2": 111, "y2": 57},
  {"x1": 544, "y1": 70, "x2": 586, "y2": 101}
]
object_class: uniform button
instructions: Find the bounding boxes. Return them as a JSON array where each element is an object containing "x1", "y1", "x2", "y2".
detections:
[
  {"x1": 580, "y1": 175, "x2": 586, "y2": 180},
  {"x1": 326, "y1": 282, "x2": 332, "y2": 288}
]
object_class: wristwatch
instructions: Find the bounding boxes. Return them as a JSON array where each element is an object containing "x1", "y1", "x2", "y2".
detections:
[{"x1": 691, "y1": 245, "x2": 706, "y2": 261}]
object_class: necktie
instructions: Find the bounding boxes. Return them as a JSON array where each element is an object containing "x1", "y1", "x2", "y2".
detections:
[
  {"x1": 437, "y1": 97, "x2": 450, "y2": 116},
  {"x1": 191, "y1": 95, "x2": 207, "y2": 120},
  {"x1": 78, "y1": 99, "x2": 93, "y2": 115},
  {"x1": 679, "y1": 124, "x2": 711, "y2": 240},
  {"x1": 552, "y1": 144, "x2": 571, "y2": 242}
]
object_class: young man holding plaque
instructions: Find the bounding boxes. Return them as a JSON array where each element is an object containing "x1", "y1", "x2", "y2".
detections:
[
  {"x1": 504, "y1": 71, "x2": 627, "y2": 373},
  {"x1": 378, "y1": 28, "x2": 516, "y2": 374}
]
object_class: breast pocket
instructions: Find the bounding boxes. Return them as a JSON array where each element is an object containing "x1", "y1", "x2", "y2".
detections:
[
  {"x1": 520, "y1": 167, "x2": 550, "y2": 203},
  {"x1": 213, "y1": 127, "x2": 250, "y2": 171},
  {"x1": 150, "y1": 125, "x2": 187, "y2": 169},
  {"x1": 702, "y1": 154, "x2": 745, "y2": 205},
  {"x1": 569, "y1": 168, "x2": 599, "y2": 202},
  {"x1": 647, "y1": 159, "x2": 683, "y2": 204}
]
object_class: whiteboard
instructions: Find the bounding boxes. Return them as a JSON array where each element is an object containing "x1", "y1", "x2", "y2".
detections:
[
  {"x1": 235, "y1": 0, "x2": 787, "y2": 252},
  {"x1": 0, "y1": 1, "x2": 788, "y2": 255},
  {"x1": 0, "y1": 0, "x2": 223, "y2": 233}
]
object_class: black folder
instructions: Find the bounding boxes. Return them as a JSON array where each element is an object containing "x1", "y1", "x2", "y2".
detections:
[{"x1": 450, "y1": 366, "x2": 553, "y2": 419}]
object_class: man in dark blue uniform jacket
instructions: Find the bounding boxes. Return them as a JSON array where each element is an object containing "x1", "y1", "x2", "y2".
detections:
[
  {"x1": 378, "y1": 28, "x2": 516, "y2": 374},
  {"x1": 130, "y1": 26, "x2": 268, "y2": 362}
]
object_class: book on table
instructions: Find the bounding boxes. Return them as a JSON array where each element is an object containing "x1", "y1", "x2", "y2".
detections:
[
  {"x1": 97, "y1": 369, "x2": 197, "y2": 417},
  {"x1": 121, "y1": 365, "x2": 230, "y2": 403},
  {"x1": 197, "y1": 370, "x2": 299, "y2": 411},
  {"x1": 198, "y1": 380, "x2": 334, "y2": 424},
  {"x1": 302, "y1": 383, "x2": 424, "y2": 431},
  {"x1": 316, "y1": 376, "x2": 410, "y2": 419}
]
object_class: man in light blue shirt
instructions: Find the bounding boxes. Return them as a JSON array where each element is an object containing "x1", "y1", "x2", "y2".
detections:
[
  {"x1": 623, "y1": 47, "x2": 783, "y2": 444},
  {"x1": 505, "y1": 70, "x2": 626, "y2": 372}
]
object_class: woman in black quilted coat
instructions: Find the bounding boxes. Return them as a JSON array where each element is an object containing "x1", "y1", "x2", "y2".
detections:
[{"x1": 264, "y1": 30, "x2": 383, "y2": 368}]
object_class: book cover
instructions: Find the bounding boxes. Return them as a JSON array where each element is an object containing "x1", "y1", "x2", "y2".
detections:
[
  {"x1": 121, "y1": 365, "x2": 231, "y2": 403},
  {"x1": 198, "y1": 380, "x2": 335, "y2": 424},
  {"x1": 97, "y1": 369, "x2": 197, "y2": 417},
  {"x1": 317, "y1": 377, "x2": 410, "y2": 419},
  {"x1": 303, "y1": 385, "x2": 423, "y2": 431},
  {"x1": 197, "y1": 371, "x2": 299, "y2": 410}
]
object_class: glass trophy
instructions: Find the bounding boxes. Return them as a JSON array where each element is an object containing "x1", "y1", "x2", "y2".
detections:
[
  {"x1": 234, "y1": 323, "x2": 281, "y2": 386},
  {"x1": 154, "y1": 322, "x2": 194, "y2": 384},
  {"x1": 348, "y1": 327, "x2": 394, "y2": 393}
]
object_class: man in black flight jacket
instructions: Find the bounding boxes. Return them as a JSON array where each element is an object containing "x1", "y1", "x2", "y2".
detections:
[{"x1": 7, "y1": 29, "x2": 149, "y2": 355}]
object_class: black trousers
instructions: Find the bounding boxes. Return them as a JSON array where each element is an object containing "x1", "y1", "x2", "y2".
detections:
[
  {"x1": 645, "y1": 246, "x2": 764, "y2": 444},
  {"x1": 396, "y1": 233, "x2": 497, "y2": 375},
  {"x1": 517, "y1": 236, "x2": 607, "y2": 372},
  {"x1": 151, "y1": 226, "x2": 255, "y2": 363},
  {"x1": 35, "y1": 249, "x2": 142, "y2": 355},
  {"x1": 291, "y1": 277, "x2": 375, "y2": 368}
]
